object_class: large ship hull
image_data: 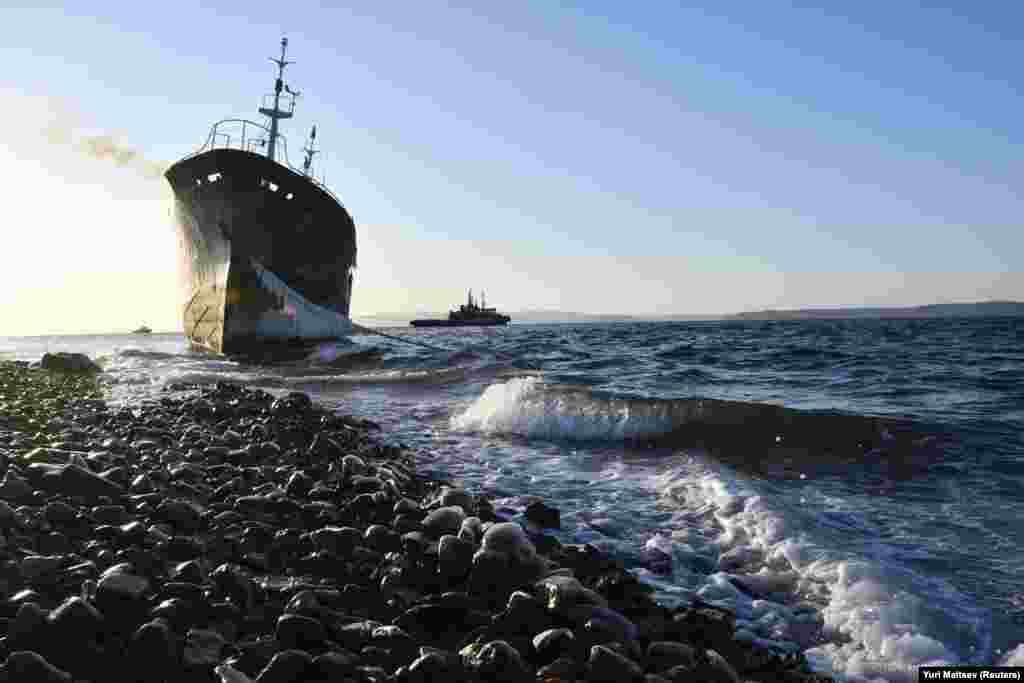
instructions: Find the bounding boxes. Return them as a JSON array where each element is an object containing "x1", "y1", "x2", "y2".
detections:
[{"x1": 166, "y1": 148, "x2": 356, "y2": 355}]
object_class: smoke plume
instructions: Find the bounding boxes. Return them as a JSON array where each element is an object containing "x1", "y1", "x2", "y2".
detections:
[{"x1": 42, "y1": 122, "x2": 168, "y2": 181}]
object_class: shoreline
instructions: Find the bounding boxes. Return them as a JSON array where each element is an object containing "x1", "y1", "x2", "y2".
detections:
[{"x1": 0, "y1": 360, "x2": 831, "y2": 682}]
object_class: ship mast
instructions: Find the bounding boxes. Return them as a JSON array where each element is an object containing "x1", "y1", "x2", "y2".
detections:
[
  {"x1": 302, "y1": 125, "x2": 319, "y2": 176},
  {"x1": 259, "y1": 37, "x2": 296, "y2": 163}
]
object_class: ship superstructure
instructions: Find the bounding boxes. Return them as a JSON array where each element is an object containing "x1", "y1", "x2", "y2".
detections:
[
  {"x1": 165, "y1": 38, "x2": 357, "y2": 354},
  {"x1": 410, "y1": 289, "x2": 512, "y2": 327}
]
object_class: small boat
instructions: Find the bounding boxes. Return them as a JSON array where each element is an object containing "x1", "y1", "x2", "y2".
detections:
[
  {"x1": 132, "y1": 326, "x2": 153, "y2": 334},
  {"x1": 411, "y1": 290, "x2": 511, "y2": 327}
]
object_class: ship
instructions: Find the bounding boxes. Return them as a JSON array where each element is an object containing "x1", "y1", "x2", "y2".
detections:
[
  {"x1": 165, "y1": 38, "x2": 357, "y2": 355},
  {"x1": 131, "y1": 326, "x2": 152, "y2": 334},
  {"x1": 410, "y1": 290, "x2": 512, "y2": 327}
]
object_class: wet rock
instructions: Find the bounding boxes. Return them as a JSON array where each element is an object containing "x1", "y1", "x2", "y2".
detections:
[
  {"x1": 494, "y1": 590, "x2": 552, "y2": 636},
  {"x1": 283, "y1": 391, "x2": 314, "y2": 412},
  {"x1": 255, "y1": 649, "x2": 313, "y2": 683},
  {"x1": 150, "y1": 597, "x2": 204, "y2": 632},
  {"x1": 701, "y1": 648, "x2": 742, "y2": 683},
  {"x1": 184, "y1": 627, "x2": 227, "y2": 667},
  {"x1": 0, "y1": 650, "x2": 72, "y2": 682},
  {"x1": 586, "y1": 644, "x2": 643, "y2": 683},
  {"x1": 435, "y1": 486, "x2": 474, "y2": 511},
  {"x1": 212, "y1": 563, "x2": 257, "y2": 610},
  {"x1": 437, "y1": 534, "x2": 474, "y2": 582},
  {"x1": 403, "y1": 648, "x2": 466, "y2": 681},
  {"x1": 172, "y1": 559, "x2": 205, "y2": 584},
  {"x1": 646, "y1": 641, "x2": 698, "y2": 673},
  {"x1": 0, "y1": 473, "x2": 34, "y2": 503},
  {"x1": 525, "y1": 500, "x2": 561, "y2": 529},
  {"x1": 127, "y1": 619, "x2": 178, "y2": 682},
  {"x1": 535, "y1": 575, "x2": 606, "y2": 612},
  {"x1": 671, "y1": 604, "x2": 736, "y2": 649},
  {"x1": 48, "y1": 596, "x2": 104, "y2": 640},
  {"x1": 393, "y1": 497, "x2": 423, "y2": 518},
  {"x1": 40, "y1": 352, "x2": 101, "y2": 374},
  {"x1": 462, "y1": 639, "x2": 532, "y2": 683},
  {"x1": 372, "y1": 624, "x2": 418, "y2": 665},
  {"x1": 568, "y1": 605, "x2": 638, "y2": 643},
  {"x1": 19, "y1": 554, "x2": 68, "y2": 584},
  {"x1": 309, "y1": 526, "x2": 363, "y2": 556},
  {"x1": 536, "y1": 656, "x2": 580, "y2": 682},
  {"x1": 532, "y1": 628, "x2": 576, "y2": 665},
  {"x1": 91, "y1": 504, "x2": 128, "y2": 524},
  {"x1": 340, "y1": 454, "x2": 366, "y2": 478},
  {"x1": 309, "y1": 650, "x2": 358, "y2": 679},
  {"x1": 351, "y1": 475, "x2": 385, "y2": 494},
  {"x1": 214, "y1": 663, "x2": 254, "y2": 683},
  {"x1": 458, "y1": 516, "x2": 482, "y2": 545},
  {"x1": 26, "y1": 462, "x2": 124, "y2": 501},
  {"x1": 334, "y1": 619, "x2": 381, "y2": 652},
  {"x1": 394, "y1": 603, "x2": 471, "y2": 645},
  {"x1": 364, "y1": 524, "x2": 401, "y2": 554},
  {"x1": 42, "y1": 501, "x2": 78, "y2": 526},
  {"x1": 275, "y1": 613, "x2": 327, "y2": 652},
  {"x1": 284, "y1": 471, "x2": 313, "y2": 498},
  {"x1": 469, "y1": 549, "x2": 513, "y2": 603},
  {"x1": 165, "y1": 535, "x2": 204, "y2": 561},
  {"x1": 421, "y1": 506, "x2": 466, "y2": 538},
  {"x1": 481, "y1": 522, "x2": 539, "y2": 570},
  {"x1": 8, "y1": 601, "x2": 50, "y2": 652}
]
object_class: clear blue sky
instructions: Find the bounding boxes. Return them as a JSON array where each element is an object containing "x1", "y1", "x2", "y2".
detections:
[{"x1": 2, "y1": 2, "x2": 1022, "y2": 332}]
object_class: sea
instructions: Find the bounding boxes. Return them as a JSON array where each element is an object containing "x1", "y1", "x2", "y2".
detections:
[{"x1": 3, "y1": 317, "x2": 1023, "y2": 682}]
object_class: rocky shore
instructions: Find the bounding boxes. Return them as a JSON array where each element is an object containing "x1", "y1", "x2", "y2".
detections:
[{"x1": 0, "y1": 359, "x2": 833, "y2": 682}]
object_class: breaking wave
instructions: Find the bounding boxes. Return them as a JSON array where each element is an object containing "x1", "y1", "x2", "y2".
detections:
[
  {"x1": 648, "y1": 466, "x2": 989, "y2": 681},
  {"x1": 449, "y1": 376, "x2": 916, "y2": 455}
]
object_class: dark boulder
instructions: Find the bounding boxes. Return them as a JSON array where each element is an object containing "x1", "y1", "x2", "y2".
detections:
[{"x1": 39, "y1": 352, "x2": 101, "y2": 374}]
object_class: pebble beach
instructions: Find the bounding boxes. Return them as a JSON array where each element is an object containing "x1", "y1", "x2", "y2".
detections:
[{"x1": 0, "y1": 357, "x2": 830, "y2": 682}]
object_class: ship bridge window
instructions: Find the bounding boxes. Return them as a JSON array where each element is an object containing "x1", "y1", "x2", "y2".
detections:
[{"x1": 207, "y1": 172, "x2": 222, "y2": 183}]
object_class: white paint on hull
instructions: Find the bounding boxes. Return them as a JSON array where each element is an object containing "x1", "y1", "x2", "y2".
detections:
[{"x1": 225, "y1": 258, "x2": 353, "y2": 343}]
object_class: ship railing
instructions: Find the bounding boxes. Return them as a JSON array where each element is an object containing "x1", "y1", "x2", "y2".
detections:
[{"x1": 184, "y1": 118, "x2": 344, "y2": 205}]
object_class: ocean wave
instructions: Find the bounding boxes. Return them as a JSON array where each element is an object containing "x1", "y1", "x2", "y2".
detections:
[
  {"x1": 450, "y1": 377, "x2": 917, "y2": 455},
  {"x1": 117, "y1": 349, "x2": 185, "y2": 360}
]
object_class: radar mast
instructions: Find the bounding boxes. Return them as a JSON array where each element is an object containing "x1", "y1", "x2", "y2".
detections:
[
  {"x1": 302, "y1": 125, "x2": 319, "y2": 176},
  {"x1": 259, "y1": 37, "x2": 296, "y2": 163}
]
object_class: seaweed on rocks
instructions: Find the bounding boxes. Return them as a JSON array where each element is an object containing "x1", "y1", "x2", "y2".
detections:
[{"x1": 0, "y1": 360, "x2": 834, "y2": 682}]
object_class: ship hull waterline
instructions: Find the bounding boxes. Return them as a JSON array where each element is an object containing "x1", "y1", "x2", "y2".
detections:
[{"x1": 166, "y1": 148, "x2": 357, "y2": 356}]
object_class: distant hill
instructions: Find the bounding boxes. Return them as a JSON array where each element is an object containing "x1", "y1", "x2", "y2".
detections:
[
  {"x1": 727, "y1": 301, "x2": 1024, "y2": 321},
  {"x1": 356, "y1": 301, "x2": 1024, "y2": 324}
]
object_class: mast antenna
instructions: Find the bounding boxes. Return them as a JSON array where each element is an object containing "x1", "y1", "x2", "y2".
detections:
[
  {"x1": 302, "y1": 125, "x2": 319, "y2": 175},
  {"x1": 259, "y1": 37, "x2": 296, "y2": 163}
]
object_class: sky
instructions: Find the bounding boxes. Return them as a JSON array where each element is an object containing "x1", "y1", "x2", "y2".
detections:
[{"x1": 1, "y1": 1, "x2": 1022, "y2": 334}]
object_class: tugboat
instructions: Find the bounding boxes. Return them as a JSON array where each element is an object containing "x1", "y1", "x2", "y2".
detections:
[
  {"x1": 164, "y1": 38, "x2": 357, "y2": 355},
  {"x1": 411, "y1": 290, "x2": 512, "y2": 327}
]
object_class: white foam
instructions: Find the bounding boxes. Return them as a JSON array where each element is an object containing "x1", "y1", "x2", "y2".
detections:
[
  {"x1": 652, "y1": 464, "x2": 986, "y2": 682},
  {"x1": 1000, "y1": 644, "x2": 1024, "y2": 666},
  {"x1": 450, "y1": 377, "x2": 677, "y2": 440}
]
